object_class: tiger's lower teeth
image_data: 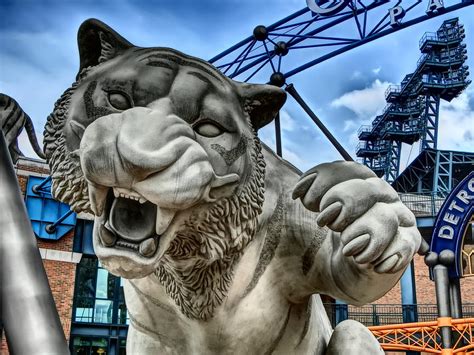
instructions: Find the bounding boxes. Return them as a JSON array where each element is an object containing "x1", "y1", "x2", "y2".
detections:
[{"x1": 116, "y1": 240, "x2": 139, "y2": 251}]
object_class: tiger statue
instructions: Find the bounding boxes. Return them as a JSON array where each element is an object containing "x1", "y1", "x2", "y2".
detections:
[
  {"x1": 0, "y1": 93, "x2": 46, "y2": 163},
  {"x1": 44, "y1": 19, "x2": 422, "y2": 354}
]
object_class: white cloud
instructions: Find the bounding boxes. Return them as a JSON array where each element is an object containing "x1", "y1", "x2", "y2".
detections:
[
  {"x1": 351, "y1": 70, "x2": 362, "y2": 80},
  {"x1": 343, "y1": 119, "x2": 358, "y2": 132},
  {"x1": 372, "y1": 67, "x2": 381, "y2": 75},
  {"x1": 438, "y1": 88, "x2": 474, "y2": 152},
  {"x1": 330, "y1": 79, "x2": 392, "y2": 119},
  {"x1": 281, "y1": 146, "x2": 311, "y2": 171},
  {"x1": 279, "y1": 109, "x2": 297, "y2": 132}
]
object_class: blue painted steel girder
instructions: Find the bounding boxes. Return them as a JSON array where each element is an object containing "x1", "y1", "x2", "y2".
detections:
[{"x1": 209, "y1": 0, "x2": 474, "y2": 83}]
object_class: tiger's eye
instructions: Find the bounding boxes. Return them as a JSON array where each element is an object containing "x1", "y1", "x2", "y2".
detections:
[
  {"x1": 108, "y1": 92, "x2": 132, "y2": 110},
  {"x1": 194, "y1": 122, "x2": 223, "y2": 137}
]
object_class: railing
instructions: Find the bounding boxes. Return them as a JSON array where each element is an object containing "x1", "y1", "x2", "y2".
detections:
[
  {"x1": 323, "y1": 303, "x2": 474, "y2": 328},
  {"x1": 417, "y1": 53, "x2": 429, "y2": 67},
  {"x1": 73, "y1": 296, "x2": 128, "y2": 325},
  {"x1": 372, "y1": 114, "x2": 384, "y2": 130},
  {"x1": 370, "y1": 317, "x2": 474, "y2": 354},
  {"x1": 398, "y1": 192, "x2": 446, "y2": 217},
  {"x1": 385, "y1": 84, "x2": 401, "y2": 99},
  {"x1": 417, "y1": 53, "x2": 465, "y2": 69},
  {"x1": 383, "y1": 100, "x2": 423, "y2": 117},
  {"x1": 419, "y1": 28, "x2": 464, "y2": 49},
  {"x1": 357, "y1": 125, "x2": 372, "y2": 137},
  {"x1": 401, "y1": 73, "x2": 415, "y2": 90},
  {"x1": 419, "y1": 31, "x2": 438, "y2": 48},
  {"x1": 366, "y1": 157, "x2": 389, "y2": 172},
  {"x1": 421, "y1": 73, "x2": 470, "y2": 87},
  {"x1": 381, "y1": 122, "x2": 423, "y2": 140},
  {"x1": 356, "y1": 141, "x2": 390, "y2": 154}
]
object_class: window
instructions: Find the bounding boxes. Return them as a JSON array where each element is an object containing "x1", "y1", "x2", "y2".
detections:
[
  {"x1": 461, "y1": 222, "x2": 474, "y2": 277},
  {"x1": 73, "y1": 256, "x2": 129, "y2": 325},
  {"x1": 72, "y1": 336, "x2": 109, "y2": 355}
]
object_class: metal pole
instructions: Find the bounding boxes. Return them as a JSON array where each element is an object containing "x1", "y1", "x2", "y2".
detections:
[
  {"x1": 274, "y1": 112, "x2": 282, "y2": 157},
  {"x1": 449, "y1": 278, "x2": 463, "y2": 319},
  {"x1": 0, "y1": 132, "x2": 69, "y2": 354},
  {"x1": 285, "y1": 83, "x2": 354, "y2": 161},
  {"x1": 449, "y1": 278, "x2": 463, "y2": 350},
  {"x1": 433, "y1": 264, "x2": 452, "y2": 351}
]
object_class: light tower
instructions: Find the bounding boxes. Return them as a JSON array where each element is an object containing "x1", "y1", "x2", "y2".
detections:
[{"x1": 356, "y1": 18, "x2": 471, "y2": 194}]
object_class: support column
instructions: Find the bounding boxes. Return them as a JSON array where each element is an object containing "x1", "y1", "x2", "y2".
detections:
[
  {"x1": 401, "y1": 260, "x2": 420, "y2": 355},
  {"x1": 425, "y1": 250, "x2": 455, "y2": 354},
  {"x1": 421, "y1": 94, "x2": 440, "y2": 151},
  {"x1": 401, "y1": 261, "x2": 417, "y2": 323},
  {"x1": 334, "y1": 300, "x2": 348, "y2": 326},
  {"x1": 274, "y1": 112, "x2": 282, "y2": 157}
]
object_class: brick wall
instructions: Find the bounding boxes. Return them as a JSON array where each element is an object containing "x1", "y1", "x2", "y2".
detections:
[
  {"x1": 43, "y1": 259, "x2": 77, "y2": 338},
  {"x1": 37, "y1": 229, "x2": 75, "y2": 252},
  {"x1": 372, "y1": 253, "x2": 474, "y2": 306},
  {"x1": 413, "y1": 254, "x2": 436, "y2": 304},
  {"x1": 414, "y1": 253, "x2": 474, "y2": 304},
  {"x1": 374, "y1": 280, "x2": 402, "y2": 304}
]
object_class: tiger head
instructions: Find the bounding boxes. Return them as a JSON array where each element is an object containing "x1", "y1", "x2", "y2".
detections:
[{"x1": 44, "y1": 19, "x2": 286, "y2": 280}]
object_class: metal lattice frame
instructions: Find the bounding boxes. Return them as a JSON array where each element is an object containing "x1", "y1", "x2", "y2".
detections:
[
  {"x1": 392, "y1": 149, "x2": 474, "y2": 196},
  {"x1": 388, "y1": 140, "x2": 403, "y2": 182},
  {"x1": 422, "y1": 94, "x2": 441, "y2": 150},
  {"x1": 369, "y1": 317, "x2": 474, "y2": 354}
]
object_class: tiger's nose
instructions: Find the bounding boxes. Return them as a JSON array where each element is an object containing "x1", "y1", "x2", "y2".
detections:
[
  {"x1": 79, "y1": 105, "x2": 197, "y2": 188},
  {"x1": 115, "y1": 107, "x2": 197, "y2": 180},
  {"x1": 146, "y1": 97, "x2": 174, "y2": 112}
]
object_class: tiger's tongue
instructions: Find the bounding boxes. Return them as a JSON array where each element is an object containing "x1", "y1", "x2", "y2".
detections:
[{"x1": 109, "y1": 197, "x2": 157, "y2": 242}]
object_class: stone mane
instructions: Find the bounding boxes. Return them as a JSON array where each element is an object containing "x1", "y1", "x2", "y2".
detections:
[
  {"x1": 155, "y1": 134, "x2": 266, "y2": 320},
  {"x1": 43, "y1": 68, "x2": 93, "y2": 213}
]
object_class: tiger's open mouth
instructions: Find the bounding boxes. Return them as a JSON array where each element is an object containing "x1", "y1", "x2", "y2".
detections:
[{"x1": 94, "y1": 187, "x2": 176, "y2": 259}]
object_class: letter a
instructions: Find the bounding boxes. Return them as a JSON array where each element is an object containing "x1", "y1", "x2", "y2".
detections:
[{"x1": 426, "y1": 0, "x2": 444, "y2": 13}]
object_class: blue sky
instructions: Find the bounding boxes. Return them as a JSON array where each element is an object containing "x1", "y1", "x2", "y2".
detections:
[{"x1": 1, "y1": 0, "x2": 473, "y2": 172}]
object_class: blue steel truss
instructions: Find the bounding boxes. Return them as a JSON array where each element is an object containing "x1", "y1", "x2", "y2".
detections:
[
  {"x1": 392, "y1": 149, "x2": 474, "y2": 197},
  {"x1": 25, "y1": 176, "x2": 76, "y2": 240},
  {"x1": 356, "y1": 17, "x2": 471, "y2": 183},
  {"x1": 210, "y1": 0, "x2": 473, "y2": 83}
]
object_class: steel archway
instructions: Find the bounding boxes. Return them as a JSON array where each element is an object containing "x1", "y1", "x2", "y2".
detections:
[
  {"x1": 209, "y1": 0, "x2": 473, "y2": 160},
  {"x1": 209, "y1": 0, "x2": 474, "y2": 85}
]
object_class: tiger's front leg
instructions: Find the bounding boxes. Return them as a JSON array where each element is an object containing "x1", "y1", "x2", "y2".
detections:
[{"x1": 293, "y1": 161, "x2": 422, "y2": 303}]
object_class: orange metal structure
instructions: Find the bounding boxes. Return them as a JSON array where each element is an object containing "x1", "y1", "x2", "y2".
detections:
[{"x1": 369, "y1": 317, "x2": 474, "y2": 354}]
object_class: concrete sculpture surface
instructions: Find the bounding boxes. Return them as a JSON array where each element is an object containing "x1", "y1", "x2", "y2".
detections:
[{"x1": 44, "y1": 19, "x2": 422, "y2": 354}]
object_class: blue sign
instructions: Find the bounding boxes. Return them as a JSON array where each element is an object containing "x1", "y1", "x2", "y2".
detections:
[{"x1": 431, "y1": 171, "x2": 474, "y2": 278}]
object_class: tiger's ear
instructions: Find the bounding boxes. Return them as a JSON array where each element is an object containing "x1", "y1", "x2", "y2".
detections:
[
  {"x1": 238, "y1": 83, "x2": 287, "y2": 130},
  {"x1": 77, "y1": 19, "x2": 134, "y2": 79}
]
